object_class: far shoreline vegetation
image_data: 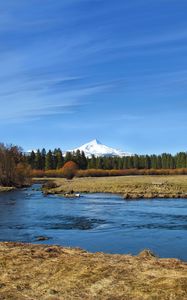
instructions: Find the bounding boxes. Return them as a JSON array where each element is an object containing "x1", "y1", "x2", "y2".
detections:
[
  {"x1": 1, "y1": 143, "x2": 187, "y2": 196},
  {"x1": 28, "y1": 147, "x2": 187, "y2": 172},
  {"x1": 28, "y1": 147, "x2": 187, "y2": 179}
]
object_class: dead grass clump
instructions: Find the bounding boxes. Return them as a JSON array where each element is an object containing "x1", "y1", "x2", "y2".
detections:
[{"x1": 138, "y1": 249, "x2": 157, "y2": 259}]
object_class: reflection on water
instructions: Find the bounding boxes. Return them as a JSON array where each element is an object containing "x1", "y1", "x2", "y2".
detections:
[{"x1": 0, "y1": 184, "x2": 187, "y2": 260}]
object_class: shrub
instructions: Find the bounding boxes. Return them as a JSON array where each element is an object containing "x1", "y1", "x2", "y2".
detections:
[
  {"x1": 61, "y1": 161, "x2": 79, "y2": 180},
  {"x1": 15, "y1": 162, "x2": 31, "y2": 187},
  {"x1": 0, "y1": 144, "x2": 31, "y2": 187}
]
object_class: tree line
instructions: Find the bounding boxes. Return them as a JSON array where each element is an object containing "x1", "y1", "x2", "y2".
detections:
[
  {"x1": 27, "y1": 149, "x2": 187, "y2": 170},
  {"x1": 27, "y1": 149, "x2": 87, "y2": 170},
  {"x1": 1, "y1": 144, "x2": 187, "y2": 186}
]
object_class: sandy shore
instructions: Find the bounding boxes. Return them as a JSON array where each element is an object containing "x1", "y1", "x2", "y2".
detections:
[
  {"x1": 0, "y1": 242, "x2": 187, "y2": 300},
  {"x1": 40, "y1": 175, "x2": 187, "y2": 199}
]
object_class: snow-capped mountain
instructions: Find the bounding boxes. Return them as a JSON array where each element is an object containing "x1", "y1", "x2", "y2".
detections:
[{"x1": 69, "y1": 139, "x2": 131, "y2": 158}]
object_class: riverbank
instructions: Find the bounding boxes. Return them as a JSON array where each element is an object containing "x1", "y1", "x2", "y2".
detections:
[
  {"x1": 40, "y1": 175, "x2": 187, "y2": 199},
  {"x1": 0, "y1": 186, "x2": 15, "y2": 193},
  {"x1": 0, "y1": 242, "x2": 186, "y2": 300}
]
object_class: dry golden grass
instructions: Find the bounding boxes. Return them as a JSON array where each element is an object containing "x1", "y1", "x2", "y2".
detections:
[
  {"x1": 40, "y1": 175, "x2": 187, "y2": 198},
  {"x1": 0, "y1": 186, "x2": 15, "y2": 193},
  {"x1": 0, "y1": 242, "x2": 187, "y2": 300}
]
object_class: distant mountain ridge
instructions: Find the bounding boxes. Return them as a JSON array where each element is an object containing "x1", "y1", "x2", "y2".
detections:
[{"x1": 69, "y1": 139, "x2": 131, "y2": 158}]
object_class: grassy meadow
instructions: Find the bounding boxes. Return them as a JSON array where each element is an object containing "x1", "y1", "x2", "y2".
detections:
[{"x1": 40, "y1": 175, "x2": 187, "y2": 199}]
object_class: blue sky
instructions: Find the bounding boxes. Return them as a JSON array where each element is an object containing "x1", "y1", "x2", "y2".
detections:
[{"x1": 1, "y1": 0, "x2": 187, "y2": 154}]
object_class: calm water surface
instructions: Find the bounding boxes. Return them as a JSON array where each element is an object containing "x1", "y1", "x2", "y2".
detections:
[{"x1": 0, "y1": 184, "x2": 187, "y2": 260}]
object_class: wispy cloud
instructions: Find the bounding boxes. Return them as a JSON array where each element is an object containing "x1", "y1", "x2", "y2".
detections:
[
  {"x1": 1, "y1": 0, "x2": 187, "y2": 153},
  {"x1": 0, "y1": 79, "x2": 109, "y2": 123}
]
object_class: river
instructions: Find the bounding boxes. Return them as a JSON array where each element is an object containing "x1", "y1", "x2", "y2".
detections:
[{"x1": 0, "y1": 184, "x2": 186, "y2": 260}]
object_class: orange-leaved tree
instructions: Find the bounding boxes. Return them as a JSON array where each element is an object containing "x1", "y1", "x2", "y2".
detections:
[{"x1": 61, "y1": 161, "x2": 79, "y2": 180}]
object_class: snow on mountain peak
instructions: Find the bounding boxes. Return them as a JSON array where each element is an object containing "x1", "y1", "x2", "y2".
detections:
[
  {"x1": 89, "y1": 139, "x2": 102, "y2": 145},
  {"x1": 69, "y1": 140, "x2": 131, "y2": 158}
]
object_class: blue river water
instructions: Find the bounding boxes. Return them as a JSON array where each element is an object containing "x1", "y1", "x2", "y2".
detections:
[{"x1": 0, "y1": 184, "x2": 187, "y2": 260}]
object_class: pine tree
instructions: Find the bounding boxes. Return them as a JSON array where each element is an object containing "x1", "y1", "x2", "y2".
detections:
[
  {"x1": 126, "y1": 156, "x2": 133, "y2": 169},
  {"x1": 96, "y1": 157, "x2": 104, "y2": 169},
  {"x1": 133, "y1": 155, "x2": 139, "y2": 169},
  {"x1": 88, "y1": 155, "x2": 97, "y2": 169},
  {"x1": 150, "y1": 155, "x2": 157, "y2": 169},
  {"x1": 74, "y1": 150, "x2": 82, "y2": 168},
  {"x1": 41, "y1": 148, "x2": 46, "y2": 170},
  {"x1": 56, "y1": 150, "x2": 64, "y2": 169},
  {"x1": 29, "y1": 151, "x2": 36, "y2": 169},
  {"x1": 176, "y1": 152, "x2": 187, "y2": 168},
  {"x1": 45, "y1": 150, "x2": 53, "y2": 170},
  {"x1": 80, "y1": 151, "x2": 87, "y2": 169},
  {"x1": 122, "y1": 157, "x2": 128, "y2": 169},
  {"x1": 35, "y1": 150, "x2": 43, "y2": 170},
  {"x1": 145, "y1": 155, "x2": 150, "y2": 169},
  {"x1": 64, "y1": 151, "x2": 73, "y2": 163},
  {"x1": 157, "y1": 155, "x2": 162, "y2": 169}
]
